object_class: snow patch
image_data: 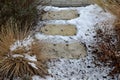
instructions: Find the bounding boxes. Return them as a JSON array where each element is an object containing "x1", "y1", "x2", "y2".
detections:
[
  {"x1": 25, "y1": 54, "x2": 37, "y2": 62},
  {"x1": 28, "y1": 62, "x2": 38, "y2": 69},
  {"x1": 32, "y1": 75, "x2": 55, "y2": 80},
  {"x1": 12, "y1": 54, "x2": 24, "y2": 58},
  {"x1": 10, "y1": 36, "x2": 33, "y2": 51}
]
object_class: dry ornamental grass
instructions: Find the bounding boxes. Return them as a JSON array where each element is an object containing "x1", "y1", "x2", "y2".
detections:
[
  {"x1": 0, "y1": 19, "x2": 49, "y2": 79},
  {"x1": 0, "y1": 0, "x2": 49, "y2": 79},
  {"x1": 0, "y1": 57, "x2": 49, "y2": 79}
]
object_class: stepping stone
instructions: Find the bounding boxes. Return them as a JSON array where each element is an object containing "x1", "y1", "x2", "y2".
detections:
[
  {"x1": 42, "y1": 10, "x2": 79, "y2": 20},
  {"x1": 40, "y1": 24, "x2": 77, "y2": 36},
  {"x1": 45, "y1": 0, "x2": 93, "y2": 7},
  {"x1": 38, "y1": 41, "x2": 86, "y2": 59}
]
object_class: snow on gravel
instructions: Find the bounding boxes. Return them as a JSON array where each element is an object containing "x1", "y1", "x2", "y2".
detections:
[{"x1": 33, "y1": 4, "x2": 117, "y2": 80}]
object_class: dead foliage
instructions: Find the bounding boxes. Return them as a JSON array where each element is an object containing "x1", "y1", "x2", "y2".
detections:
[
  {"x1": 93, "y1": 0, "x2": 120, "y2": 77},
  {"x1": 93, "y1": 0, "x2": 120, "y2": 18},
  {"x1": 0, "y1": 19, "x2": 49, "y2": 79},
  {"x1": 0, "y1": 57, "x2": 49, "y2": 80},
  {"x1": 93, "y1": 26, "x2": 120, "y2": 77},
  {"x1": 0, "y1": 0, "x2": 49, "y2": 79},
  {"x1": 0, "y1": 0, "x2": 46, "y2": 26},
  {"x1": 0, "y1": 18, "x2": 31, "y2": 57}
]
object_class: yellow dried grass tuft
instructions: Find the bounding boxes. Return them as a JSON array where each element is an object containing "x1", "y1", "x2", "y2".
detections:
[
  {"x1": 0, "y1": 57, "x2": 49, "y2": 79},
  {"x1": 0, "y1": 19, "x2": 49, "y2": 79},
  {"x1": 0, "y1": 18, "x2": 31, "y2": 56}
]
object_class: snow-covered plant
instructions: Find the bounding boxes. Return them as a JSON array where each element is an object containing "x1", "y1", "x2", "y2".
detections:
[
  {"x1": 0, "y1": 19, "x2": 49, "y2": 79},
  {"x1": 0, "y1": 56, "x2": 48, "y2": 79},
  {"x1": 0, "y1": 19, "x2": 31, "y2": 57}
]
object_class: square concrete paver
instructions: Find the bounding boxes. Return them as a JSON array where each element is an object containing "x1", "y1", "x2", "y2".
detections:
[{"x1": 40, "y1": 41, "x2": 86, "y2": 59}]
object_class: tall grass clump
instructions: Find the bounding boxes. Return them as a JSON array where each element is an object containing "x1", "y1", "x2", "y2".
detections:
[
  {"x1": 0, "y1": 0, "x2": 49, "y2": 79},
  {"x1": 0, "y1": 19, "x2": 49, "y2": 79},
  {"x1": 0, "y1": 0, "x2": 45, "y2": 26},
  {"x1": 93, "y1": 0, "x2": 120, "y2": 78}
]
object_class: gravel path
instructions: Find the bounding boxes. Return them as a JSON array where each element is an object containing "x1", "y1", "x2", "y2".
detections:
[{"x1": 32, "y1": 4, "x2": 117, "y2": 80}]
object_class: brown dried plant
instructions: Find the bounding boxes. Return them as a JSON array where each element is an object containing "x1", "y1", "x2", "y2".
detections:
[
  {"x1": 94, "y1": 26, "x2": 120, "y2": 77},
  {"x1": 0, "y1": 0, "x2": 47, "y2": 26},
  {"x1": 0, "y1": 19, "x2": 49, "y2": 79},
  {"x1": 0, "y1": 57, "x2": 49, "y2": 79},
  {"x1": 93, "y1": 0, "x2": 120, "y2": 18},
  {"x1": 29, "y1": 42, "x2": 48, "y2": 61},
  {"x1": 93, "y1": 0, "x2": 120, "y2": 77},
  {"x1": 0, "y1": 18, "x2": 31, "y2": 57}
]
